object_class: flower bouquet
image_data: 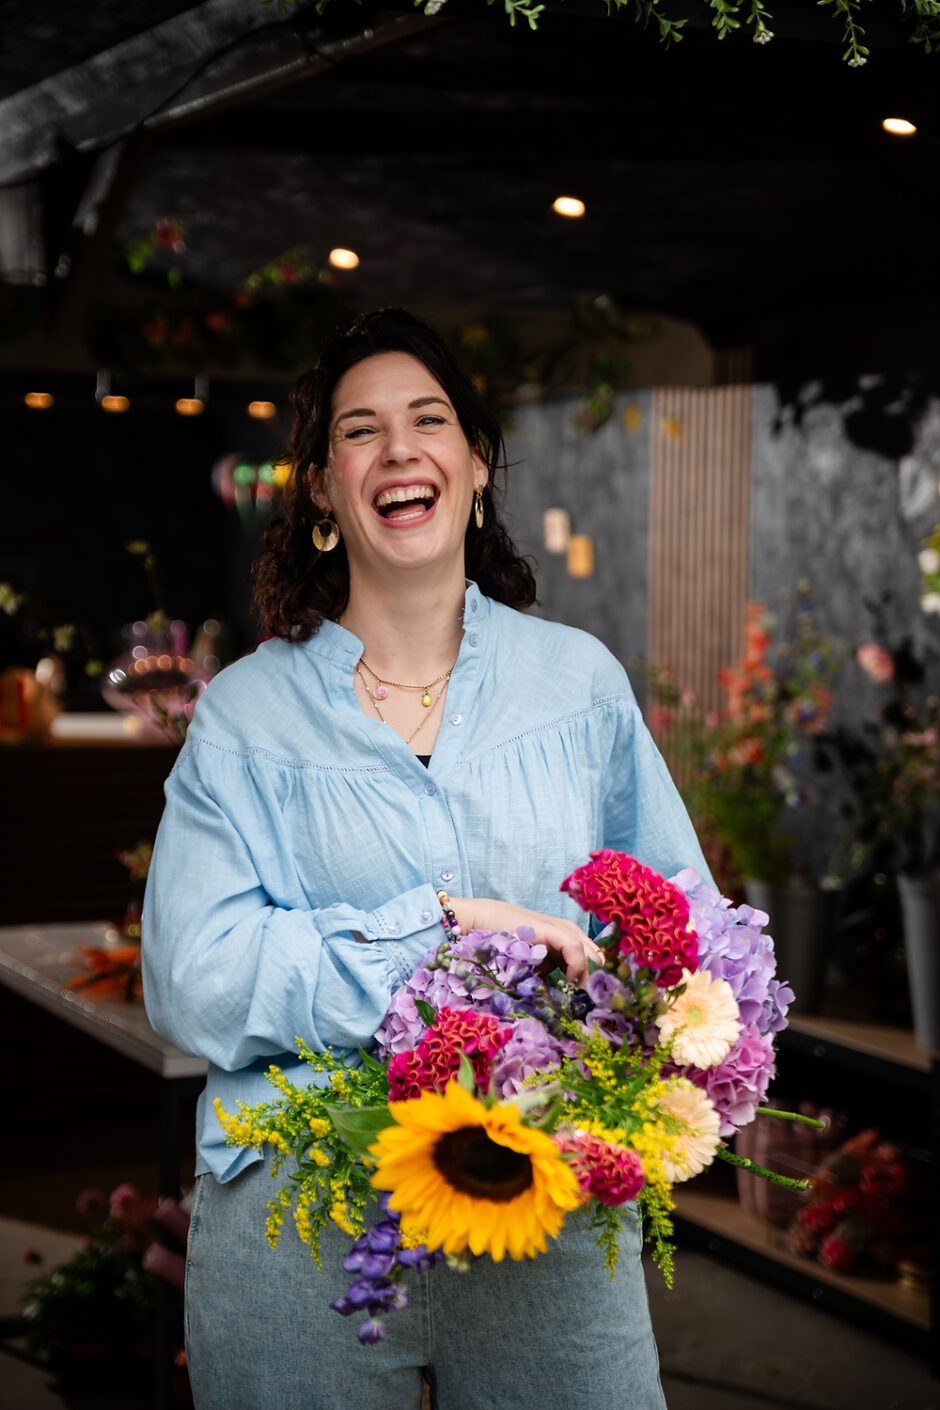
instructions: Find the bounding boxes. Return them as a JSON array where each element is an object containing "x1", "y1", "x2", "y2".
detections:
[{"x1": 217, "y1": 851, "x2": 816, "y2": 1344}]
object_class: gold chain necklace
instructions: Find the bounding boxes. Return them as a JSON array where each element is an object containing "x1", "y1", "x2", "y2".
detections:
[
  {"x1": 358, "y1": 656, "x2": 455, "y2": 709},
  {"x1": 355, "y1": 664, "x2": 449, "y2": 746}
]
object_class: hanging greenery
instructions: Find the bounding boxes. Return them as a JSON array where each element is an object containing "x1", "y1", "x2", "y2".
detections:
[{"x1": 265, "y1": 0, "x2": 940, "y2": 63}]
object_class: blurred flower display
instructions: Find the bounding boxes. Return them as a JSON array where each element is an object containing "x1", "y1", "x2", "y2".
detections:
[
  {"x1": 18, "y1": 1185, "x2": 162, "y2": 1386},
  {"x1": 842, "y1": 637, "x2": 940, "y2": 877},
  {"x1": 646, "y1": 588, "x2": 839, "y2": 888}
]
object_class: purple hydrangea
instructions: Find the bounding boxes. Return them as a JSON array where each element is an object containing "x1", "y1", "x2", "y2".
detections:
[
  {"x1": 668, "y1": 868, "x2": 793, "y2": 1134},
  {"x1": 491, "y1": 1016, "x2": 578, "y2": 1098},
  {"x1": 687, "y1": 1024, "x2": 777, "y2": 1137},
  {"x1": 375, "y1": 928, "x2": 552, "y2": 1059},
  {"x1": 670, "y1": 870, "x2": 794, "y2": 1035}
]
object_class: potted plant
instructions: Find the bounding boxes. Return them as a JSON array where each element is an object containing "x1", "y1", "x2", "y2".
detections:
[
  {"x1": 18, "y1": 1185, "x2": 162, "y2": 1393},
  {"x1": 646, "y1": 587, "x2": 842, "y2": 1012}
]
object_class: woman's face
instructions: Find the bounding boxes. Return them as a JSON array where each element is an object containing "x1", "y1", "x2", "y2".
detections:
[{"x1": 314, "y1": 351, "x2": 487, "y2": 583}]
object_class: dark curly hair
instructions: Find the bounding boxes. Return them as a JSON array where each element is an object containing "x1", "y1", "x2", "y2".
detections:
[{"x1": 251, "y1": 308, "x2": 537, "y2": 640}]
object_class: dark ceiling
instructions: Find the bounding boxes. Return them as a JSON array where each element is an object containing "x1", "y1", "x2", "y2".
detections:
[{"x1": 1, "y1": 0, "x2": 939, "y2": 373}]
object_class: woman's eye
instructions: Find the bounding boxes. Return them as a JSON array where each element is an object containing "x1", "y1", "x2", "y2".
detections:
[
  {"x1": 344, "y1": 426, "x2": 376, "y2": 439},
  {"x1": 417, "y1": 415, "x2": 445, "y2": 427}
]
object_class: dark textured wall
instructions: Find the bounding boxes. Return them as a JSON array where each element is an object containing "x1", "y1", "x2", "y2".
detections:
[
  {"x1": 503, "y1": 391, "x2": 651, "y2": 691},
  {"x1": 751, "y1": 387, "x2": 940, "y2": 666}
]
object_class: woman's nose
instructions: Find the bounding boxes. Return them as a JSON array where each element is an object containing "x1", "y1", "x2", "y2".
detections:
[{"x1": 382, "y1": 419, "x2": 421, "y2": 463}]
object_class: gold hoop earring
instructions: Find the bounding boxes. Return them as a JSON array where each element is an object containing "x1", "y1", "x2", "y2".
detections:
[
  {"x1": 312, "y1": 517, "x2": 340, "y2": 553},
  {"x1": 473, "y1": 486, "x2": 485, "y2": 529}
]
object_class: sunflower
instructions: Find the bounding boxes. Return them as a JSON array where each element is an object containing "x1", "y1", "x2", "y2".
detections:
[{"x1": 369, "y1": 1082, "x2": 581, "y2": 1262}]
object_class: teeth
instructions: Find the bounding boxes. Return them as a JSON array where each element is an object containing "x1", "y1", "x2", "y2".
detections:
[{"x1": 374, "y1": 485, "x2": 436, "y2": 508}]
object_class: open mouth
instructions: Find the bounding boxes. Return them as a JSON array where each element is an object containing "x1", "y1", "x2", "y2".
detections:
[{"x1": 373, "y1": 484, "x2": 439, "y2": 523}]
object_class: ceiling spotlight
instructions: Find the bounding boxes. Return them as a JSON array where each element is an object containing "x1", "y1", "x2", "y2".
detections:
[
  {"x1": 176, "y1": 374, "x2": 208, "y2": 416},
  {"x1": 882, "y1": 117, "x2": 916, "y2": 136},
  {"x1": 24, "y1": 392, "x2": 54, "y2": 409},
  {"x1": 248, "y1": 400, "x2": 277, "y2": 420},
  {"x1": 95, "y1": 368, "x2": 129, "y2": 411},
  {"x1": 552, "y1": 196, "x2": 585, "y2": 218},
  {"x1": 329, "y1": 248, "x2": 360, "y2": 269}
]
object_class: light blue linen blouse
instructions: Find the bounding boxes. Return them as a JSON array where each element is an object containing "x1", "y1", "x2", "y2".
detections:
[{"x1": 141, "y1": 584, "x2": 709, "y2": 1181}]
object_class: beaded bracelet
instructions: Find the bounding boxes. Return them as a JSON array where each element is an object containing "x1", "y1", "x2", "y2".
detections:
[{"x1": 437, "y1": 890, "x2": 462, "y2": 940}]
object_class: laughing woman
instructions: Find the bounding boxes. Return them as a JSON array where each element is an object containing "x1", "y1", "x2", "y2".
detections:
[{"x1": 142, "y1": 309, "x2": 708, "y2": 1410}]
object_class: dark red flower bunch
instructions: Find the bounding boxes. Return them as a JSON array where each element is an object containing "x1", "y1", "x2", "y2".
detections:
[
  {"x1": 387, "y1": 1007, "x2": 511, "y2": 1100},
  {"x1": 560, "y1": 850, "x2": 698, "y2": 986},
  {"x1": 786, "y1": 1129, "x2": 914, "y2": 1274}
]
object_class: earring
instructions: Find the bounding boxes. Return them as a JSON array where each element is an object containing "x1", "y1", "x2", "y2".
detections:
[
  {"x1": 473, "y1": 486, "x2": 485, "y2": 529},
  {"x1": 312, "y1": 517, "x2": 340, "y2": 552}
]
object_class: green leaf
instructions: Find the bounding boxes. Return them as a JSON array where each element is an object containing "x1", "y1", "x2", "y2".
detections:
[
  {"x1": 456, "y1": 1051, "x2": 476, "y2": 1091},
  {"x1": 325, "y1": 1104, "x2": 395, "y2": 1155},
  {"x1": 415, "y1": 999, "x2": 438, "y2": 1026}
]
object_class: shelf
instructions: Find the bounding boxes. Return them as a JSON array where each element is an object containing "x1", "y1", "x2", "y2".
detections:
[
  {"x1": 674, "y1": 1186, "x2": 929, "y2": 1333},
  {"x1": 785, "y1": 1013, "x2": 933, "y2": 1074}
]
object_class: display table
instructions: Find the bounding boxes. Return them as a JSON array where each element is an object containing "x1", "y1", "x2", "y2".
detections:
[
  {"x1": 0, "y1": 921, "x2": 206, "y2": 1197},
  {"x1": 0, "y1": 921, "x2": 206, "y2": 1410}
]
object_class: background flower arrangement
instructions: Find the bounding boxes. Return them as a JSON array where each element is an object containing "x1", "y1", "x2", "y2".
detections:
[
  {"x1": 645, "y1": 588, "x2": 840, "y2": 890},
  {"x1": 824, "y1": 617, "x2": 940, "y2": 884},
  {"x1": 786, "y1": 1129, "x2": 920, "y2": 1276},
  {"x1": 216, "y1": 851, "x2": 808, "y2": 1345},
  {"x1": 18, "y1": 1185, "x2": 162, "y2": 1388}
]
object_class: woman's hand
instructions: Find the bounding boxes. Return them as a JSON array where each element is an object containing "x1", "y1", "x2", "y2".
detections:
[{"x1": 446, "y1": 897, "x2": 605, "y2": 987}]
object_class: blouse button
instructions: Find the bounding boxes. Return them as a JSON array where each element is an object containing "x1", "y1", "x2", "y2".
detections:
[
  {"x1": 440, "y1": 868, "x2": 455, "y2": 883},
  {"x1": 424, "y1": 782, "x2": 436, "y2": 796},
  {"x1": 468, "y1": 633, "x2": 479, "y2": 647},
  {"x1": 470, "y1": 598, "x2": 479, "y2": 611},
  {"x1": 450, "y1": 713, "x2": 463, "y2": 726},
  {"x1": 386, "y1": 921, "x2": 399, "y2": 935},
  {"x1": 420, "y1": 909, "x2": 434, "y2": 925}
]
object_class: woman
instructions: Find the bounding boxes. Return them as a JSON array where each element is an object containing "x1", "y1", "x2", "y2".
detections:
[{"x1": 142, "y1": 309, "x2": 708, "y2": 1409}]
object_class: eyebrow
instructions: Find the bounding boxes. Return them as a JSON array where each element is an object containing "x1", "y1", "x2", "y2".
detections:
[{"x1": 332, "y1": 396, "x2": 451, "y2": 427}]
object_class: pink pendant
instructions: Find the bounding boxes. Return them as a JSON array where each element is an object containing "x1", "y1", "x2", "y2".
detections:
[{"x1": 373, "y1": 685, "x2": 387, "y2": 701}]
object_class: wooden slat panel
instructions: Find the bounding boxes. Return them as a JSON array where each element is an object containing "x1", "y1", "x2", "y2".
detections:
[{"x1": 648, "y1": 386, "x2": 752, "y2": 736}]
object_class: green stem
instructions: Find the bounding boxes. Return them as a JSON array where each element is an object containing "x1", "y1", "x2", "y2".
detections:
[
  {"x1": 754, "y1": 1106, "x2": 827, "y2": 1128},
  {"x1": 716, "y1": 1146, "x2": 811, "y2": 1189}
]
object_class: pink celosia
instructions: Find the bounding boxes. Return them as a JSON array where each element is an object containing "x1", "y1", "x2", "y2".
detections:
[
  {"x1": 554, "y1": 1129, "x2": 645, "y2": 1206},
  {"x1": 561, "y1": 850, "x2": 698, "y2": 986},
  {"x1": 386, "y1": 1007, "x2": 511, "y2": 1100}
]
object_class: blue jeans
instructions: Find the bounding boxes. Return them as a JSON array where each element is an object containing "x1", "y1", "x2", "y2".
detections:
[{"x1": 185, "y1": 1157, "x2": 668, "y2": 1409}]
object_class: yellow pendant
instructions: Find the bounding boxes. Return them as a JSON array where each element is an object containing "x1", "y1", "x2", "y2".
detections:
[{"x1": 422, "y1": 691, "x2": 432, "y2": 708}]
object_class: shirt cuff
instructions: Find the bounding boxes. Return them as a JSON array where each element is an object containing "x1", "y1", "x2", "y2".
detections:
[{"x1": 365, "y1": 884, "x2": 443, "y2": 943}]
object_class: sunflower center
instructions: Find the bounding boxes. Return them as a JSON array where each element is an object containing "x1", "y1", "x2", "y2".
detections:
[{"x1": 433, "y1": 1125, "x2": 534, "y2": 1202}]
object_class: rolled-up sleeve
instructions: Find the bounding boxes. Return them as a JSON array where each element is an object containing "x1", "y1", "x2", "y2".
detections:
[{"x1": 141, "y1": 746, "x2": 442, "y2": 1072}]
